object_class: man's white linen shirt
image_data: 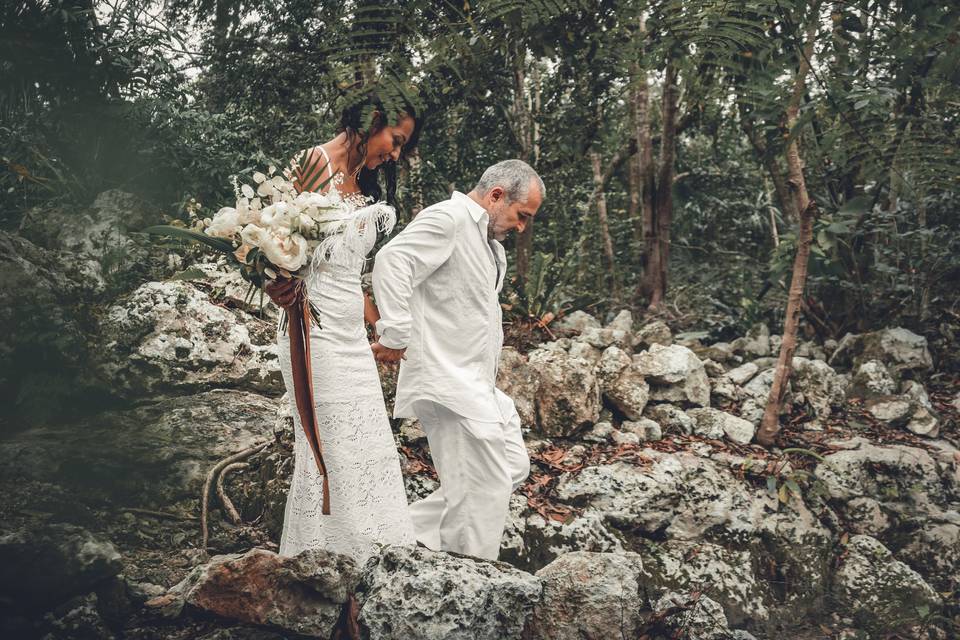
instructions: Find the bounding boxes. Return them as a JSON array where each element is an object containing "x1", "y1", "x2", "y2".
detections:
[{"x1": 372, "y1": 191, "x2": 507, "y2": 423}]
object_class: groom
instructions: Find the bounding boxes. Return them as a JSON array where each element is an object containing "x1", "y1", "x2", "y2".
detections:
[{"x1": 371, "y1": 159, "x2": 544, "y2": 560}]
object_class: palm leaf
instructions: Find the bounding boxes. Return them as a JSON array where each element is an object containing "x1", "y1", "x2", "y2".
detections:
[{"x1": 144, "y1": 225, "x2": 236, "y2": 254}]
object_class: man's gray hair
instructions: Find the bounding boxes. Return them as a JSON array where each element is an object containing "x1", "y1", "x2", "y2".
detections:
[{"x1": 474, "y1": 159, "x2": 545, "y2": 203}]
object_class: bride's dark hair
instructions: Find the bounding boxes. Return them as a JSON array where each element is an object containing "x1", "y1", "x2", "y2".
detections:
[{"x1": 339, "y1": 93, "x2": 422, "y2": 207}]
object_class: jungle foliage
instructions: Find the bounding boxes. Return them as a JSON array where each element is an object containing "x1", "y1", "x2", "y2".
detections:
[{"x1": 2, "y1": 0, "x2": 959, "y2": 339}]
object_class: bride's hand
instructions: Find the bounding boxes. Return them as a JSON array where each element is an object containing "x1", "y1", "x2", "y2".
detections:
[{"x1": 265, "y1": 277, "x2": 299, "y2": 308}]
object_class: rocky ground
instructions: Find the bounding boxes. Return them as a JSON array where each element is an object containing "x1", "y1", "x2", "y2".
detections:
[{"x1": 1, "y1": 193, "x2": 958, "y2": 639}]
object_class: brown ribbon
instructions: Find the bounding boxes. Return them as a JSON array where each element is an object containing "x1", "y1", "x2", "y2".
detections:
[{"x1": 286, "y1": 280, "x2": 331, "y2": 515}]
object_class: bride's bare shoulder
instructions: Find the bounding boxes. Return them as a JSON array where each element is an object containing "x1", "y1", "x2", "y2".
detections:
[{"x1": 288, "y1": 145, "x2": 334, "y2": 194}]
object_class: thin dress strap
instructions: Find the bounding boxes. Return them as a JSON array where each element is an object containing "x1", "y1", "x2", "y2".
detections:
[
  {"x1": 294, "y1": 145, "x2": 336, "y2": 194},
  {"x1": 315, "y1": 145, "x2": 335, "y2": 185}
]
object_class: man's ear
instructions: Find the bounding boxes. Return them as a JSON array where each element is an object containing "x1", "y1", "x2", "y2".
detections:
[{"x1": 489, "y1": 186, "x2": 505, "y2": 202}]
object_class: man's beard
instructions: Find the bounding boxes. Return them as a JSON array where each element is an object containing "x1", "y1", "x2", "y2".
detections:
[
  {"x1": 487, "y1": 206, "x2": 507, "y2": 241},
  {"x1": 487, "y1": 224, "x2": 506, "y2": 241}
]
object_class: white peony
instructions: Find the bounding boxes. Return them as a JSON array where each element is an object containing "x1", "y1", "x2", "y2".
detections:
[
  {"x1": 240, "y1": 223, "x2": 309, "y2": 271},
  {"x1": 205, "y1": 207, "x2": 241, "y2": 239},
  {"x1": 259, "y1": 201, "x2": 297, "y2": 231}
]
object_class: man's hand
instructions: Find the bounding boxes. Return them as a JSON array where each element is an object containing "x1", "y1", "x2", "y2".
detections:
[{"x1": 371, "y1": 342, "x2": 406, "y2": 364}]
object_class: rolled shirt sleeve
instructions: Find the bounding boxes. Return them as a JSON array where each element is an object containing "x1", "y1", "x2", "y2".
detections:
[{"x1": 372, "y1": 208, "x2": 458, "y2": 350}]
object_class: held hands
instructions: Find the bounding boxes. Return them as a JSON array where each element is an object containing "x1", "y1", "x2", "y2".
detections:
[{"x1": 371, "y1": 342, "x2": 406, "y2": 364}]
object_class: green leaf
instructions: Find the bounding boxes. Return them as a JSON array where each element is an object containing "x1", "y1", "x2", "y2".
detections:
[
  {"x1": 144, "y1": 225, "x2": 235, "y2": 254},
  {"x1": 167, "y1": 267, "x2": 209, "y2": 282},
  {"x1": 836, "y1": 195, "x2": 871, "y2": 217},
  {"x1": 785, "y1": 479, "x2": 802, "y2": 497}
]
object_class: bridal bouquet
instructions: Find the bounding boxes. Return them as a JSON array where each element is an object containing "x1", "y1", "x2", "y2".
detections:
[
  {"x1": 146, "y1": 154, "x2": 395, "y2": 516},
  {"x1": 149, "y1": 159, "x2": 338, "y2": 324}
]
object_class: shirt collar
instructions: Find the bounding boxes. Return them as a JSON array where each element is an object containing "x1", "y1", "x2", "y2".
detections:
[{"x1": 452, "y1": 191, "x2": 488, "y2": 223}]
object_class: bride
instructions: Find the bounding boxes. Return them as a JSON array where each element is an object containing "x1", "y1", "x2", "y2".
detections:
[{"x1": 265, "y1": 94, "x2": 419, "y2": 561}]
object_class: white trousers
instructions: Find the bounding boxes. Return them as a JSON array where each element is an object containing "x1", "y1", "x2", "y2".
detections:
[{"x1": 409, "y1": 389, "x2": 530, "y2": 560}]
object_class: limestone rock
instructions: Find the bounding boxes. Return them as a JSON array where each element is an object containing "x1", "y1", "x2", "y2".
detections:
[
  {"x1": 528, "y1": 551, "x2": 646, "y2": 640},
  {"x1": 694, "y1": 342, "x2": 737, "y2": 364},
  {"x1": 644, "y1": 404, "x2": 694, "y2": 435},
  {"x1": 635, "y1": 320, "x2": 673, "y2": 349},
  {"x1": 554, "y1": 310, "x2": 601, "y2": 333},
  {"x1": 502, "y1": 502, "x2": 625, "y2": 571},
  {"x1": 0, "y1": 389, "x2": 278, "y2": 508},
  {"x1": 603, "y1": 363, "x2": 650, "y2": 421},
  {"x1": 791, "y1": 357, "x2": 846, "y2": 422},
  {"x1": 187, "y1": 261, "x2": 279, "y2": 322},
  {"x1": 622, "y1": 418, "x2": 662, "y2": 442},
  {"x1": 633, "y1": 344, "x2": 710, "y2": 407},
  {"x1": 528, "y1": 347, "x2": 601, "y2": 436},
  {"x1": 652, "y1": 592, "x2": 755, "y2": 640},
  {"x1": 19, "y1": 190, "x2": 161, "y2": 271},
  {"x1": 611, "y1": 430, "x2": 640, "y2": 446},
  {"x1": 582, "y1": 421, "x2": 614, "y2": 443},
  {"x1": 687, "y1": 408, "x2": 756, "y2": 444},
  {"x1": 833, "y1": 535, "x2": 942, "y2": 635},
  {"x1": 847, "y1": 360, "x2": 897, "y2": 399},
  {"x1": 605, "y1": 309, "x2": 634, "y2": 333},
  {"x1": 567, "y1": 340, "x2": 602, "y2": 366},
  {"x1": 829, "y1": 327, "x2": 933, "y2": 375},
  {"x1": 701, "y1": 358, "x2": 726, "y2": 378},
  {"x1": 814, "y1": 438, "x2": 947, "y2": 507},
  {"x1": 843, "y1": 497, "x2": 890, "y2": 536},
  {"x1": 578, "y1": 327, "x2": 632, "y2": 350},
  {"x1": 739, "y1": 369, "x2": 784, "y2": 426},
  {"x1": 898, "y1": 522, "x2": 960, "y2": 592},
  {"x1": 92, "y1": 280, "x2": 282, "y2": 398},
  {"x1": 169, "y1": 548, "x2": 360, "y2": 637},
  {"x1": 0, "y1": 231, "x2": 105, "y2": 406},
  {"x1": 710, "y1": 376, "x2": 740, "y2": 402},
  {"x1": 642, "y1": 541, "x2": 770, "y2": 625},
  {"x1": 41, "y1": 591, "x2": 117, "y2": 640},
  {"x1": 731, "y1": 323, "x2": 770, "y2": 358},
  {"x1": 865, "y1": 396, "x2": 912, "y2": 426},
  {"x1": 0, "y1": 524, "x2": 121, "y2": 610},
  {"x1": 497, "y1": 347, "x2": 538, "y2": 429},
  {"x1": 356, "y1": 545, "x2": 541, "y2": 640},
  {"x1": 726, "y1": 362, "x2": 759, "y2": 386},
  {"x1": 596, "y1": 346, "x2": 631, "y2": 386}
]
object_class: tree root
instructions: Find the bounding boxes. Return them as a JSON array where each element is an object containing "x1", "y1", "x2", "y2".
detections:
[
  {"x1": 216, "y1": 462, "x2": 250, "y2": 525},
  {"x1": 201, "y1": 441, "x2": 270, "y2": 552},
  {"x1": 121, "y1": 507, "x2": 197, "y2": 521}
]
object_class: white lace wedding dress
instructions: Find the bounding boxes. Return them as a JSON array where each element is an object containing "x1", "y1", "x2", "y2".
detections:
[{"x1": 276, "y1": 163, "x2": 415, "y2": 562}]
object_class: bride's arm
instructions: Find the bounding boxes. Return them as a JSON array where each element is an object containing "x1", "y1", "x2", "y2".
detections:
[{"x1": 363, "y1": 291, "x2": 380, "y2": 341}]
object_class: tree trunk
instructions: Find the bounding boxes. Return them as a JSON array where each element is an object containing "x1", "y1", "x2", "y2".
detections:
[
  {"x1": 511, "y1": 46, "x2": 538, "y2": 286},
  {"x1": 590, "y1": 151, "x2": 621, "y2": 301},
  {"x1": 757, "y1": 201, "x2": 820, "y2": 445},
  {"x1": 756, "y1": 10, "x2": 820, "y2": 446},
  {"x1": 405, "y1": 149, "x2": 424, "y2": 220},
  {"x1": 644, "y1": 61, "x2": 678, "y2": 311}
]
